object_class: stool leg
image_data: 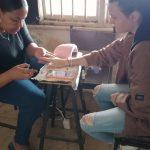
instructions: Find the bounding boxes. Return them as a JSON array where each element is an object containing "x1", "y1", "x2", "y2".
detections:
[
  {"x1": 113, "y1": 140, "x2": 119, "y2": 150},
  {"x1": 51, "y1": 86, "x2": 58, "y2": 127},
  {"x1": 60, "y1": 86, "x2": 66, "y2": 117},
  {"x1": 39, "y1": 111, "x2": 49, "y2": 150},
  {"x1": 71, "y1": 89, "x2": 84, "y2": 150},
  {"x1": 39, "y1": 85, "x2": 53, "y2": 150},
  {"x1": 78, "y1": 85, "x2": 87, "y2": 114}
]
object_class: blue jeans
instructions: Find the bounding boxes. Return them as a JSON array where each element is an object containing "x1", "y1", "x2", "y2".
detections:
[
  {"x1": 80, "y1": 84, "x2": 129, "y2": 143},
  {"x1": 0, "y1": 79, "x2": 46, "y2": 145}
]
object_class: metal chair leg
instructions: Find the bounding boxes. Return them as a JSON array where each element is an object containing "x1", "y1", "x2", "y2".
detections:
[
  {"x1": 113, "y1": 140, "x2": 120, "y2": 150},
  {"x1": 71, "y1": 89, "x2": 84, "y2": 150},
  {"x1": 78, "y1": 85, "x2": 88, "y2": 114},
  {"x1": 60, "y1": 86, "x2": 66, "y2": 117},
  {"x1": 39, "y1": 111, "x2": 49, "y2": 150},
  {"x1": 51, "y1": 86, "x2": 58, "y2": 127},
  {"x1": 39, "y1": 85, "x2": 53, "y2": 150},
  {"x1": 0, "y1": 122, "x2": 16, "y2": 130}
]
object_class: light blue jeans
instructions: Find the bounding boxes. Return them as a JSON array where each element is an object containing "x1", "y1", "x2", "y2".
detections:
[{"x1": 80, "y1": 84, "x2": 129, "y2": 143}]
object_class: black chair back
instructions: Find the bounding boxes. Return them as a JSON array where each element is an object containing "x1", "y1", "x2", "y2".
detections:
[{"x1": 70, "y1": 26, "x2": 115, "y2": 53}]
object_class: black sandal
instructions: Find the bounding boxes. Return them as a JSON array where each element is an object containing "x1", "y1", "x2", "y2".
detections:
[{"x1": 8, "y1": 142, "x2": 15, "y2": 150}]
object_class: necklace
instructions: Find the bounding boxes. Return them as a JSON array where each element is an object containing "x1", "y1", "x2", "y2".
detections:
[{"x1": 0, "y1": 32, "x2": 10, "y2": 41}]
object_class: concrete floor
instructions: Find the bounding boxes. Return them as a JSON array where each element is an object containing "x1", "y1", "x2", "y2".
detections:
[{"x1": 0, "y1": 91, "x2": 141, "y2": 150}]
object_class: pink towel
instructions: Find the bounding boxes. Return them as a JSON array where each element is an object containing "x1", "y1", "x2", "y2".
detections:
[{"x1": 54, "y1": 44, "x2": 78, "y2": 59}]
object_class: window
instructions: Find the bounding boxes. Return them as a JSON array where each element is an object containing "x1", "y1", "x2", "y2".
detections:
[{"x1": 40, "y1": 0, "x2": 110, "y2": 27}]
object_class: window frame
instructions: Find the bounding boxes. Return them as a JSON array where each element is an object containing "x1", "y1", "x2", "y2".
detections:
[{"x1": 38, "y1": 0, "x2": 112, "y2": 28}]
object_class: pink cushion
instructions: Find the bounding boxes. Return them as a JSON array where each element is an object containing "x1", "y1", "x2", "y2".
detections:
[{"x1": 54, "y1": 44, "x2": 78, "y2": 59}]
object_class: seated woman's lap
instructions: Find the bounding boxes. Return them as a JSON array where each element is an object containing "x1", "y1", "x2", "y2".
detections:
[
  {"x1": 93, "y1": 83, "x2": 129, "y2": 110},
  {"x1": 0, "y1": 79, "x2": 45, "y2": 109}
]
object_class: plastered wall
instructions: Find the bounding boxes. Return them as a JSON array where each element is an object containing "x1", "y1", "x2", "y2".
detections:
[{"x1": 28, "y1": 25, "x2": 70, "y2": 52}]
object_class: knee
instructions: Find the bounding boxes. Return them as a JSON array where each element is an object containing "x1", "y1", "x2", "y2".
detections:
[
  {"x1": 93, "y1": 84, "x2": 103, "y2": 103},
  {"x1": 93, "y1": 84, "x2": 102, "y2": 97},
  {"x1": 80, "y1": 113, "x2": 95, "y2": 133}
]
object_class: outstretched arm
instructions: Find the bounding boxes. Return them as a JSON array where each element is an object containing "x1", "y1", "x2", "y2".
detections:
[{"x1": 40, "y1": 33, "x2": 133, "y2": 68}]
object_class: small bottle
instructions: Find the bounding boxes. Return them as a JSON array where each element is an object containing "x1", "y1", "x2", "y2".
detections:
[
  {"x1": 81, "y1": 69, "x2": 86, "y2": 79},
  {"x1": 92, "y1": 66, "x2": 101, "y2": 74}
]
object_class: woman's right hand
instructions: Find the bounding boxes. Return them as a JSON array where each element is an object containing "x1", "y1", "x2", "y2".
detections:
[
  {"x1": 7, "y1": 63, "x2": 37, "y2": 80},
  {"x1": 39, "y1": 56, "x2": 68, "y2": 68},
  {"x1": 48, "y1": 57, "x2": 68, "y2": 68}
]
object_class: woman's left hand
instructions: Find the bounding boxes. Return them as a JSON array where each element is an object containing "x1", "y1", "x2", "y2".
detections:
[{"x1": 111, "y1": 92, "x2": 129, "y2": 106}]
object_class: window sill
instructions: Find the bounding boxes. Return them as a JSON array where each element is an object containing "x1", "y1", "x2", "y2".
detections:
[
  {"x1": 39, "y1": 19, "x2": 113, "y2": 29},
  {"x1": 28, "y1": 24, "x2": 114, "y2": 34}
]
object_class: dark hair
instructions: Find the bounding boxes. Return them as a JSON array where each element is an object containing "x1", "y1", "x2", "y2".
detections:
[
  {"x1": 109, "y1": 0, "x2": 150, "y2": 49},
  {"x1": 0, "y1": 0, "x2": 28, "y2": 12},
  {"x1": 109, "y1": 0, "x2": 150, "y2": 17},
  {"x1": 109, "y1": 0, "x2": 150, "y2": 48}
]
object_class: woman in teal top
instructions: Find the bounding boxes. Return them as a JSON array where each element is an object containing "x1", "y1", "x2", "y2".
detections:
[{"x1": 0, "y1": 0, "x2": 52, "y2": 149}]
